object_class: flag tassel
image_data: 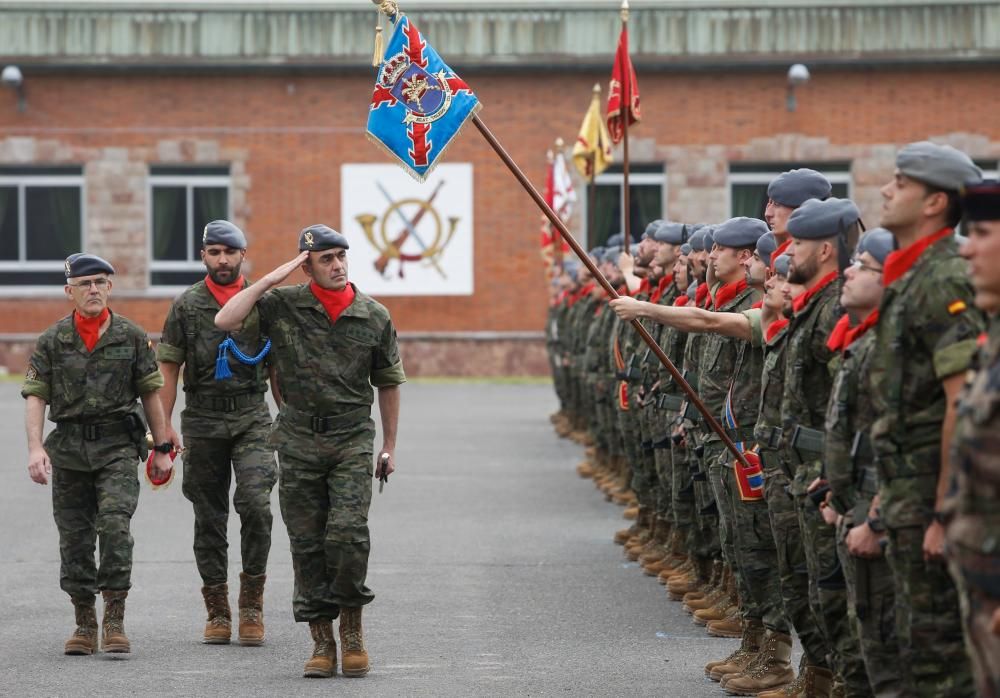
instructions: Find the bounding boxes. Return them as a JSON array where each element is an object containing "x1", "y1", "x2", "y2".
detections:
[{"x1": 372, "y1": 24, "x2": 385, "y2": 67}]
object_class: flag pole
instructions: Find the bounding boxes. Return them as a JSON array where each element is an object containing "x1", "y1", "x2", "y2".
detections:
[
  {"x1": 620, "y1": 0, "x2": 631, "y2": 245},
  {"x1": 588, "y1": 83, "x2": 600, "y2": 250},
  {"x1": 471, "y1": 113, "x2": 750, "y2": 468},
  {"x1": 553, "y1": 137, "x2": 565, "y2": 267}
]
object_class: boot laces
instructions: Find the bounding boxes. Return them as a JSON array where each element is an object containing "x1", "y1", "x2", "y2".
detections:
[
  {"x1": 105, "y1": 619, "x2": 124, "y2": 634},
  {"x1": 342, "y1": 629, "x2": 363, "y2": 650},
  {"x1": 241, "y1": 607, "x2": 261, "y2": 623},
  {"x1": 312, "y1": 639, "x2": 332, "y2": 657},
  {"x1": 209, "y1": 615, "x2": 231, "y2": 628},
  {"x1": 744, "y1": 639, "x2": 779, "y2": 679}
]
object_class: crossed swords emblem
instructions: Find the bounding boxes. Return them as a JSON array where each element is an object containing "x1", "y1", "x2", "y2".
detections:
[{"x1": 356, "y1": 180, "x2": 459, "y2": 279}]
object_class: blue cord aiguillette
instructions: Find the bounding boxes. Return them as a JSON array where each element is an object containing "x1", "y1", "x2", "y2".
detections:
[{"x1": 214, "y1": 336, "x2": 271, "y2": 380}]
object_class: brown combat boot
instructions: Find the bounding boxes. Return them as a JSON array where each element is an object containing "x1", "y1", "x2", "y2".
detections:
[
  {"x1": 797, "y1": 665, "x2": 834, "y2": 697},
  {"x1": 705, "y1": 618, "x2": 764, "y2": 680},
  {"x1": 339, "y1": 607, "x2": 370, "y2": 677},
  {"x1": 757, "y1": 670, "x2": 806, "y2": 698},
  {"x1": 707, "y1": 608, "x2": 743, "y2": 638},
  {"x1": 101, "y1": 590, "x2": 130, "y2": 653},
  {"x1": 238, "y1": 572, "x2": 266, "y2": 646},
  {"x1": 615, "y1": 522, "x2": 641, "y2": 545},
  {"x1": 576, "y1": 461, "x2": 595, "y2": 478},
  {"x1": 684, "y1": 560, "x2": 722, "y2": 607},
  {"x1": 622, "y1": 505, "x2": 639, "y2": 520},
  {"x1": 64, "y1": 596, "x2": 98, "y2": 655},
  {"x1": 720, "y1": 631, "x2": 795, "y2": 695},
  {"x1": 693, "y1": 592, "x2": 733, "y2": 626},
  {"x1": 303, "y1": 620, "x2": 336, "y2": 678},
  {"x1": 201, "y1": 582, "x2": 232, "y2": 644}
]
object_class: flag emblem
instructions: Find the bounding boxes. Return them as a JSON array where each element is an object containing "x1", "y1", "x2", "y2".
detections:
[{"x1": 735, "y1": 450, "x2": 765, "y2": 501}]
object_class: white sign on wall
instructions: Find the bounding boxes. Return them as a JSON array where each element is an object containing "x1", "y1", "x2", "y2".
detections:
[{"x1": 340, "y1": 163, "x2": 473, "y2": 296}]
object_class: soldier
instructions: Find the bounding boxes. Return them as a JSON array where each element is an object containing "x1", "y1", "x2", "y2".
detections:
[
  {"x1": 156, "y1": 220, "x2": 279, "y2": 646},
  {"x1": 215, "y1": 224, "x2": 405, "y2": 679},
  {"x1": 765, "y1": 168, "x2": 833, "y2": 254},
  {"x1": 869, "y1": 141, "x2": 983, "y2": 696},
  {"x1": 825, "y1": 228, "x2": 904, "y2": 696},
  {"x1": 945, "y1": 178, "x2": 1000, "y2": 696},
  {"x1": 22, "y1": 254, "x2": 173, "y2": 656}
]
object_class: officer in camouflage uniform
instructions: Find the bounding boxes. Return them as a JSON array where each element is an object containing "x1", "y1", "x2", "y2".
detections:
[
  {"x1": 157, "y1": 220, "x2": 278, "y2": 646},
  {"x1": 869, "y1": 142, "x2": 983, "y2": 696},
  {"x1": 23, "y1": 253, "x2": 173, "y2": 656},
  {"x1": 946, "y1": 179, "x2": 1000, "y2": 697},
  {"x1": 215, "y1": 224, "x2": 405, "y2": 680},
  {"x1": 825, "y1": 228, "x2": 904, "y2": 696}
]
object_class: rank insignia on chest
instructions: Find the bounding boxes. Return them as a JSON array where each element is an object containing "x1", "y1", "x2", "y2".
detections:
[
  {"x1": 948, "y1": 299, "x2": 968, "y2": 315},
  {"x1": 735, "y1": 450, "x2": 765, "y2": 501}
]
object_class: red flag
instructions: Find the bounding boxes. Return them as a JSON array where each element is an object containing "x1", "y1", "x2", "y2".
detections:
[{"x1": 606, "y1": 25, "x2": 641, "y2": 144}]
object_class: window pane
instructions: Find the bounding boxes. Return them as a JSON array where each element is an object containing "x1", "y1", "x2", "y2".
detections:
[
  {"x1": 193, "y1": 187, "x2": 229, "y2": 259},
  {"x1": 152, "y1": 270, "x2": 206, "y2": 286},
  {"x1": 0, "y1": 186, "x2": 18, "y2": 261},
  {"x1": 592, "y1": 183, "x2": 620, "y2": 249},
  {"x1": 630, "y1": 184, "x2": 661, "y2": 243},
  {"x1": 152, "y1": 186, "x2": 188, "y2": 261},
  {"x1": 25, "y1": 186, "x2": 81, "y2": 260},
  {"x1": 731, "y1": 183, "x2": 769, "y2": 219},
  {"x1": 831, "y1": 183, "x2": 848, "y2": 199}
]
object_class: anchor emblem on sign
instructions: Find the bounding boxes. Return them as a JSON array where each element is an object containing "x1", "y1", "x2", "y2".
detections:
[{"x1": 356, "y1": 180, "x2": 459, "y2": 279}]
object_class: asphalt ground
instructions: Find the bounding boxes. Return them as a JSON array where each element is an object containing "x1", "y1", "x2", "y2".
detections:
[{"x1": 0, "y1": 380, "x2": 767, "y2": 697}]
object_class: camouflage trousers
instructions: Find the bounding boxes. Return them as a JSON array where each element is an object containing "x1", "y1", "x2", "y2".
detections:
[
  {"x1": 277, "y1": 425, "x2": 376, "y2": 622},
  {"x1": 669, "y1": 438, "x2": 696, "y2": 542},
  {"x1": 706, "y1": 441, "x2": 739, "y2": 584},
  {"x1": 948, "y1": 547, "x2": 1000, "y2": 698},
  {"x1": 690, "y1": 433, "x2": 721, "y2": 559},
  {"x1": 181, "y1": 405, "x2": 277, "y2": 586},
  {"x1": 51, "y1": 458, "x2": 139, "y2": 598},
  {"x1": 760, "y1": 455, "x2": 831, "y2": 668},
  {"x1": 836, "y1": 520, "x2": 904, "y2": 697},
  {"x1": 887, "y1": 525, "x2": 975, "y2": 697}
]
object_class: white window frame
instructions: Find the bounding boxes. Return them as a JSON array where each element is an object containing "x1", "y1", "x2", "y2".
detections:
[
  {"x1": 588, "y1": 168, "x2": 667, "y2": 243},
  {"x1": 727, "y1": 167, "x2": 852, "y2": 218},
  {"x1": 148, "y1": 172, "x2": 232, "y2": 289},
  {"x1": 0, "y1": 172, "x2": 86, "y2": 295}
]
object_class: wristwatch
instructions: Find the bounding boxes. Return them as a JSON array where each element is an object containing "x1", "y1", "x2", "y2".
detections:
[
  {"x1": 152, "y1": 442, "x2": 173, "y2": 454},
  {"x1": 865, "y1": 516, "x2": 886, "y2": 533},
  {"x1": 932, "y1": 511, "x2": 948, "y2": 525}
]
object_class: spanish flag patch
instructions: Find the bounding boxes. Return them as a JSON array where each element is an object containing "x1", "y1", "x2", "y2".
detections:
[{"x1": 947, "y1": 300, "x2": 967, "y2": 315}]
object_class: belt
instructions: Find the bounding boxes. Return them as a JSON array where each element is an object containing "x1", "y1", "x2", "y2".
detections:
[
  {"x1": 791, "y1": 425, "x2": 825, "y2": 454},
  {"x1": 725, "y1": 425, "x2": 758, "y2": 444},
  {"x1": 56, "y1": 417, "x2": 134, "y2": 442},
  {"x1": 187, "y1": 391, "x2": 264, "y2": 413},
  {"x1": 682, "y1": 401, "x2": 702, "y2": 424},
  {"x1": 657, "y1": 394, "x2": 684, "y2": 412},
  {"x1": 281, "y1": 403, "x2": 370, "y2": 434}
]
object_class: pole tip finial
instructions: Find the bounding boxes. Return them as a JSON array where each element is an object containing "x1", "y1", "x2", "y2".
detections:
[
  {"x1": 554, "y1": 137, "x2": 564, "y2": 148},
  {"x1": 620, "y1": 0, "x2": 629, "y2": 20},
  {"x1": 593, "y1": 82, "x2": 601, "y2": 94}
]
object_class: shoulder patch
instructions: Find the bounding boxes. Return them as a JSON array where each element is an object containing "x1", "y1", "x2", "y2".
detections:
[
  {"x1": 948, "y1": 300, "x2": 968, "y2": 315},
  {"x1": 25, "y1": 366, "x2": 37, "y2": 381}
]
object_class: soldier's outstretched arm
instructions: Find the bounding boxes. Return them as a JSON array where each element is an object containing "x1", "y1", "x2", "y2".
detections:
[
  {"x1": 215, "y1": 251, "x2": 308, "y2": 331},
  {"x1": 609, "y1": 296, "x2": 751, "y2": 341},
  {"x1": 25, "y1": 395, "x2": 51, "y2": 485}
]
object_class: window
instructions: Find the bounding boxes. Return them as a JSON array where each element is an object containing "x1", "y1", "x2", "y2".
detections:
[
  {"x1": 0, "y1": 166, "x2": 84, "y2": 286},
  {"x1": 729, "y1": 162, "x2": 851, "y2": 219},
  {"x1": 585, "y1": 164, "x2": 665, "y2": 249},
  {"x1": 149, "y1": 165, "x2": 230, "y2": 286}
]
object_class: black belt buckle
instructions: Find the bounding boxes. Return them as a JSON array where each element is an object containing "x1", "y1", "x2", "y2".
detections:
[
  {"x1": 766, "y1": 427, "x2": 783, "y2": 450},
  {"x1": 82, "y1": 424, "x2": 101, "y2": 441},
  {"x1": 217, "y1": 396, "x2": 237, "y2": 412},
  {"x1": 310, "y1": 416, "x2": 329, "y2": 434}
]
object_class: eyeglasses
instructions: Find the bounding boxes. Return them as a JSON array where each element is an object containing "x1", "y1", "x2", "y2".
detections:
[
  {"x1": 848, "y1": 258, "x2": 883, "y2": 275},
  {"x1": 69, "y1": 278, "x2": 110, "y2": 289}
]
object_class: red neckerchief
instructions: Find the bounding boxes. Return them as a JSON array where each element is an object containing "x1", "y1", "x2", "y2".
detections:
[
  {"x1": 826, "y1": 310, "x2": 881, "y2": 353},
  {"x1": 978, "y1": 332, "x2": 989, "y2": 348},
  {"x1": 568, "y1": 282, "x2": 594, "y2": 307},
  {"x1": 74, "y1": 308, "x2": 110, "y2": 352},
  {"x1": 765, "y1": 317, "x2": 789, "y2": 343},
  {"x1": 882, "y1": 227, "x2": 952, "y2": 287},
  {"x1": 674, "y1": 295, "x2": 690, "y2": 307},
  {"x1": 792, "y1": 270, "x2": 839, "y2": 314},
  {"x1": 634, "y1": 278, "x2": 650, "y2": 297},
  {"x1": 553, "y1": 289, "x2": 570, "y2": 307},
  {"x1": 649, "y1": 274, "x2": 673, "y2": 304},
  {"x1": 770, "y1": 238, "x2": 793, "y2": 273},
  {"x1": 309, "y1": 281, "x2": 356, "y2": 323},
  {"x1": 616, "y1": 284, "x2": 628, "y2": 296},
  {"x1": 205, "y1": 274, "x2": 245, "y2": 307},
  {"x1": 751, "y1": 300, "x2": 763, "y2": 310},
  {"x1": 714, "y1": 278, "x2": 748, "y2": 310},
  {"x1": 695, "y1": 282, "x2": 710, "y2": 309}
]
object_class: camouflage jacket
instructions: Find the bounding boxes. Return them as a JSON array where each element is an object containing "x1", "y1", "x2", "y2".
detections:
[
  {"x1": 755, "y1": 322, "x2": 791, "y2": 475},
  {"x1": 21, "y1": 311, "x2": 164, "y2": 471},
  {"x1": 869, "y1": 235, "x2": 984, "y2": 527}
]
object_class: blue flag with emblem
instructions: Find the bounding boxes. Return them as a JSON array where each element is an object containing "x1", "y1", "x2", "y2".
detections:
[{"x1": 366, "y1": 14, "x2": 481, "y2": 182}]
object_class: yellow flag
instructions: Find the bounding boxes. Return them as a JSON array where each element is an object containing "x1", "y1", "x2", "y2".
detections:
[{"x1": 572, "y1": 84, "x2": 613, "y2": 179}]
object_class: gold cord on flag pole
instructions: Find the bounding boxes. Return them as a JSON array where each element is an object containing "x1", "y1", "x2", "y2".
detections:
[{"x1": 372, "y1": 24, "x2": 384, "y2": 67}]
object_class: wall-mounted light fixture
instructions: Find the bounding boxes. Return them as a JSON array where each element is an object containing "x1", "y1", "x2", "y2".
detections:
[
  {"x1": 2, "y1": 65, "x2": 26, "y2": 113},
  {"x1": 786, "y1": 63, "x2": 810, "y2": 112}
]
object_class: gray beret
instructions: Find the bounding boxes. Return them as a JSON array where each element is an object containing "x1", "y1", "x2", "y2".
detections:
[
  {"x1": 603, "y1": 246, "x2": 621, "y2": 264},
  {"x1": 629, "y1": 243, "x2": 640, "y2": 256},
  {"x1": 713, "y1": 217, "x2": 769, "y2": 249},
  {"x1": 562, "y1": 258, "x2": 581, "y2": 277},
  {"x1": 756, "y1": 231, "x2": 778, "y2": 267},
  {"x1": 298, "y1": 224, "x2": 349, "y2": 252},
  {"x1": 855, "y1": 228, "x2": 896, "y2": 266},
  {"x1": 686, "y1": 281, "x2": 698, "y2": 300},
  {"x1": 773, "y1": 254, "x2": 791, "y2": 277},
  {"x1": 203, "y1": 220, "x2": 247, "y2": 249},
  {"x1": 767, "y1": 168, "x2": 832, "y2": 208},
  {"x1": 689, "y1": 226, "x2": 714, "y2": 252},
  {"x1": 787, "y1": 197, "x2": 861, "y2": 240},
  {"x1": 654, "y1": 222, "x2": 687, "y2": 245},
  {"x1": 589, "y1": 246, "x2": 606, "y2": 259},
  {"x1": 680, "y1": 243, "x2": 693, "y2": 256},
  {"x1": 897, "y1": 141, "x2": 982, "y2": 192},
  {"x1": 65, "y1": 253, "x2": 114, "y2": 279},
  {"x1": 606, "y1": 232, "x2": 625, "y2": 248},
  {"x1": 642, "y1": 219, "x2": 663, "y2": 241}
]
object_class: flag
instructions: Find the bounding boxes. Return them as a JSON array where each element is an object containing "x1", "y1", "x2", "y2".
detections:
[
  {"x1": 572, "y1": 87, "x2": 613, "y2": 178},
  {"x1": 540, "y1": 149, "x2": 576, "y2": 264},
  {"x1": 606, "y1": 25, "x2": 641, "y2": 144},
  {"x1": 366, "y1": 15, "x2": 481, "y2": 182}
]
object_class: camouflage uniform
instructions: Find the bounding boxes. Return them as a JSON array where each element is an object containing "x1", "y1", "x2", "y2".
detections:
[
  {"x1": 157, "y1": 279, "x2": 277, "y2": 586},
  {"x1": 946, "y1": 318, "x2": 1000, "y2": 697},
  {"x1": 21, "y1": 312, "x2": 163, "y2": 597},
  {"x1": 257, "y1": 283, "x2": 405, "y2": 621},
  {"x1": 869, "y1": 232, "x2": 981, "y2": 696}
]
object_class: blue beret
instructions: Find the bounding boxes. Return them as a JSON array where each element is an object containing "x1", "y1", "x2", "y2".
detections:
[
  {"x1": 961, "y1": 178, "x2": 1000, "y2": 221},
  {"x1": 65, "y1": 253, "x2": 114, "y2": 279},
  {"x1": 767, "y1": 168, "x2": 832, "y2": 208},
  {"x1": 897, "y1": 141, "x2": 982, "y2": 192},
  {"x1": 589, "y1": 246, "x2": 606, "y2": 259},
  {"x1": 642, "y1": 219, "x2": 664, "y2": 240},
  {"x1": 713, "y1": 217, "x2": 769, "y2": 249},
  {"x1": 773, "y1": 254, "x2": 791, "y2": 277},
  {"x1": 603, "y1": 246, "x2": 621, "y2": 264},
  {"x1": 787, "y1": 197, "x2": 861, "y2": 240},
  {"x1": 654, "y1": 222, "x2": 687, "y2": 245},
  {"x1": 686, "y1": 281, "x2": 698, "y2": 299},
  {"x1": 299, "y1": 224, "x2": 349, "y2": 252},
  {"x1": 756, "y1": 231, "x2": 778, "y2": 267},
  {"x1": 605, "y1": 232, "x2": 625, "y2": 248},
  {"x1": 203, "y1": 220, "x2": 247, "y2": 249},
  {"x1": 689, "y1": 226, "x2": 714, "y2": 252},
  {"x1": 855, "y1": 228, "x2": 896, "y2": 265},
  {"x1": 680, "y1": 243, "x2": 693, "y2": 256}
]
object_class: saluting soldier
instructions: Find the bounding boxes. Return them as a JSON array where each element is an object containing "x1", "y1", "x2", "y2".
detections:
[
  {"x1": 215, "y1": 224, "x2": 404, "y2": 680},
  {"x1": 22, "y1": 254, "x2": 173, "y2": 656},
  {"x1": 156, "y1": 220, "x2": 279, "y2": 646},
  {"x1": 945, "y1": 178, "x2": 1000, "y2": 697}
]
